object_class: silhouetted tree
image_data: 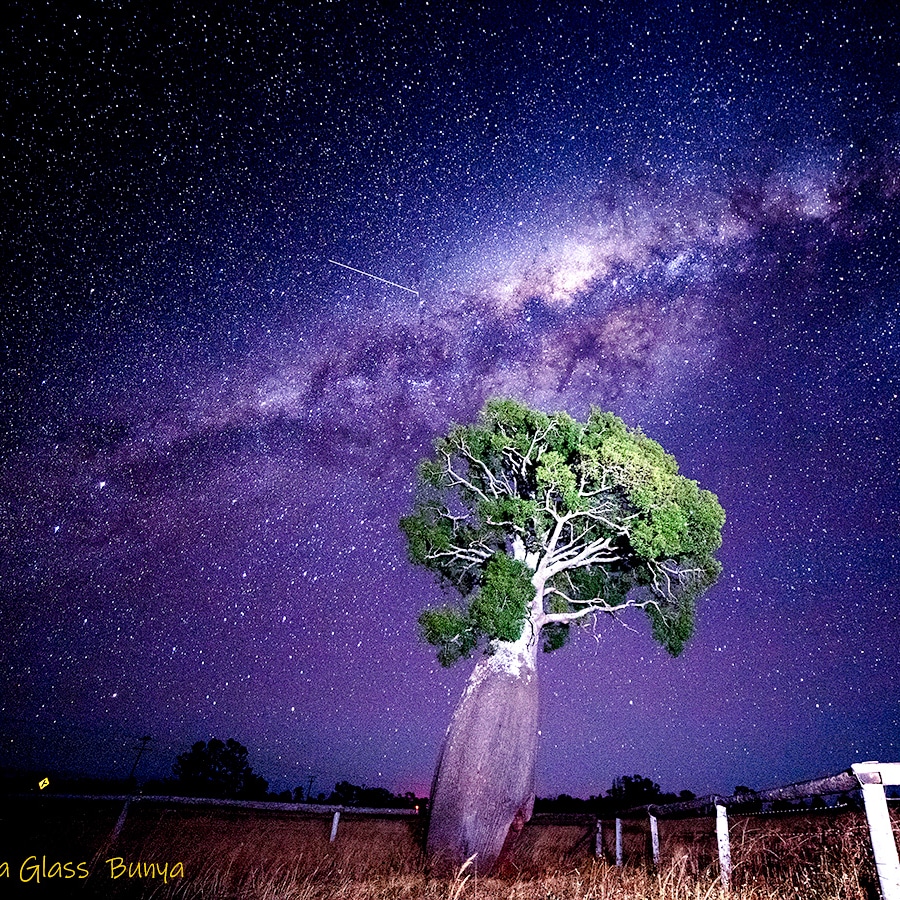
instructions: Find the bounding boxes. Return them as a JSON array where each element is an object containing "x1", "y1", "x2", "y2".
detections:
[
  {"x1": 599, "y1": 774, "x2": 680, "y2": 812},
  {"x1": 534, "y1": 793, "x2": 593, "y2": 814},
  {"x1": 731, "y1": 786, "x2": 762, "y2": 812},
  {"x1": 326, "y1": 781, "x2": 417, "y2": 809},
  {"x1": 537, "y1": 778, "x2": 693, "y2": 815},
  {"x1": 172, "y1": 738, "x2": 268, "y2": 799}
]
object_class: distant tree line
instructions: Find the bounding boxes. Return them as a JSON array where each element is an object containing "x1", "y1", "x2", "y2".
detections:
[
  {"x1": 535, "y1": 775, "x2": 881, "y2": 815},
  {"x1": 148, "y1": 739, "x2": 420, "y2": 807},
  {"x1": 7, "y1": 741, "x2": 884, "y2": 813},
  {"x1": 317, "y1": 781, "x2": 419, "y2": 809},
  {"x1": 166, "y1": 738, "x2": 269, "y2": 799},
  {"x1": 536, "y1": 774, "x2": 697, "y2": 814}
]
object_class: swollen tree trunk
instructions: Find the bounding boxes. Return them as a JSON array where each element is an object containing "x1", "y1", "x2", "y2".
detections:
[{"x1": 425, "y1": 633, "x2": 539, "y2": 876}]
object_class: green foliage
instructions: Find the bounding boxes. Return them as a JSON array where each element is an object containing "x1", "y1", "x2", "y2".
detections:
[
  {"x1": 541, "y1": 622, "x2": 570, "y2": 652},
  {"x1": 402, "y1": 397, "x2": 725, "y2": 665},
  {"x1": 644, "y1": 556, "x2": 722, "y2": 656},
  {"x1": 567, "y1": 564, "x2": 633, "y2": 610},
  {"x1": 536, "y1": 450, "x2": 580, "y2": 508},
  {"x1": 418, "y1": 555, "x2": 532, "y2": 665},
  {"x1": 646, "y1": 593, "x2": 696, "y2": 657},
  {"x1": 469, "y1": 554, "x2": 532, "y2": 642},
  {"x1": 541, "y1": 592, "x2": 571, "y2": 652},
  {"x1": 418, "y1": 606, "x2": 476, "y2": 667}
]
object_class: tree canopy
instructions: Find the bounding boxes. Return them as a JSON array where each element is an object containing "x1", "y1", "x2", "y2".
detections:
[
  {"x1": 535, "y1": 774, "x2": 697, "y2": 814},
  {"x1": 172, "y1": 738, "x2": 269, "y2": 800},
  {"x1": 325, "y1": 781, "x2": 419, "y2": 809},
  {"x1": 401, "y1": 398, "x2": 725, "y2": 663}
]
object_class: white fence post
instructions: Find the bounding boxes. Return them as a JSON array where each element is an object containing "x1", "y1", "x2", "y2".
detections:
[
  {"x1": 615, "y1": 817, "x2": 623, "y2": 866},
  {"x1": 853, "y1": 762, "x2": 900, "y2": 900},
  {"x1": 715, "y1": 804, "x2": 731, "y2": 890},
  {"x1": 650, "y1": 813, "x2": 660, "y2": 865},
  {"x1": 329, "y1": 810, "x2": 340, "y2": 842},
  {"x1": 595, "y1": 819, "x2": 603, "y2": 857}
]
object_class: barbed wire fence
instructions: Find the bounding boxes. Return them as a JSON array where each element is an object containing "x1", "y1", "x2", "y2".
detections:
[{"x1": 597, "y1": 761, "x2": 900, "y2": 900}]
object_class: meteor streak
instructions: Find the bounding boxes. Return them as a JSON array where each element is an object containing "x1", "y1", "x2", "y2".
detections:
[{"x1": 328, "y1": 259, "x2": 419, "y2": 296}]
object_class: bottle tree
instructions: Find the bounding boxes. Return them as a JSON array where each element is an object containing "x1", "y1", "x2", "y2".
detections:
[{"x1": 401, "y1": 398, "x2": 725, "y2": 874}]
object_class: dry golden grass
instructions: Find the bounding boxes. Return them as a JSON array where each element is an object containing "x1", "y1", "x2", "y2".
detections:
[
  {"x1": 4, "y1": 798, "x2": 894, "y2": 899},
  {"x1": 103, "y1": 808, "x2": 884, "y2": 900},
  {"x1": 126, "y1": 851, "x2": 872, "y2": 900},
  {"x1": 122, "y1": 805, "x2": 426, "y2": 878}
]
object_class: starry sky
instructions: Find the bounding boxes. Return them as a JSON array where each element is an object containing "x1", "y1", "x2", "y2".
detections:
[{"x1": 1, "y1": 1, "x2": 898, "y2": 802}]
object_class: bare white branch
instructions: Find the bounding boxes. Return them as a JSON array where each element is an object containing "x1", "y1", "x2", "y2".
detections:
[
  {"x1": 536, "y1": 592, "x2": 664, "y2": 629},
  {"x1": 542, "y1": 534, "x2": 621, "y2": 579}
]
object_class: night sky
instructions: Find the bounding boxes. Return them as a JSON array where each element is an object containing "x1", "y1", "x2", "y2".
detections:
[{"x1": 2, "y1": 1, "x2": 898, "y2": 802}]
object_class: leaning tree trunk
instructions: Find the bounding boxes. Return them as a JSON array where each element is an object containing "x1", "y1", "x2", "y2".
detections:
[{"x1": 425, "y1": 634, "x2": 539, "y2": 876}]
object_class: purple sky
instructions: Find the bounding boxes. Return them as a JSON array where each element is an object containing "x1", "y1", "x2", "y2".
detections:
[{"x1": 1, "y1": 1, "x2": 898, "y2": 801}]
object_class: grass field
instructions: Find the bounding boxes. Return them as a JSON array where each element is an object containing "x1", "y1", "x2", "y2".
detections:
[{"x1": 0, "y1": 796, "x2": 894, "y2": 898}]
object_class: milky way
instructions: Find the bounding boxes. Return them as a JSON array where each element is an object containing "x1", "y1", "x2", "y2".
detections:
[{"x1": 1, "y1": 2, "x2": 898, "y2": 799}]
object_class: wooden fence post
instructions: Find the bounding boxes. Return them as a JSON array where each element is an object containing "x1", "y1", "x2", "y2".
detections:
[
  {"x1": 90, "y1": 797, "x2": 131, "y2": 870},
  {"x1": 715, "y1": 804, "x2": 731, "y2": 890},
  {"x1": 615, "y1": 818, "x2": 623, "y2": 866},
  {"x1": 853, "y1": 762, "x2": 900, "y2": 900},
  {"x1": 649, "y1": 813, "x2": 660, "y2": 865},
  {"x1": 330, "y1": 810, "x2": 340, "y2": 842},
  {"x1": 595, "y1": 819, "x2": 603, "y2": 858}
]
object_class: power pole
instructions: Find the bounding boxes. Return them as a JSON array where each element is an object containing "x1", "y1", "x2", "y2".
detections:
[{"x1": 128, "y1": 735, "x2": 152, "y2": 786}]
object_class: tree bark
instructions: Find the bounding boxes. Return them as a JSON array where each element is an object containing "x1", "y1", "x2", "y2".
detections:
[{"x1": 425, "y1": 633, "x2": 539, "y2": 876}]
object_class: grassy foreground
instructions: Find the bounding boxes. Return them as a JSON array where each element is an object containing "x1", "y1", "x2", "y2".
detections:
[
  {"x1": 2, "y1": 798, "x2": 890, "y2": 899},
  {"x1": 110, "y1": 810, "x2": 879, "y2": 900},
  {"x1": 120, "y1": 851, "x2": 875, "y2": 900}
]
